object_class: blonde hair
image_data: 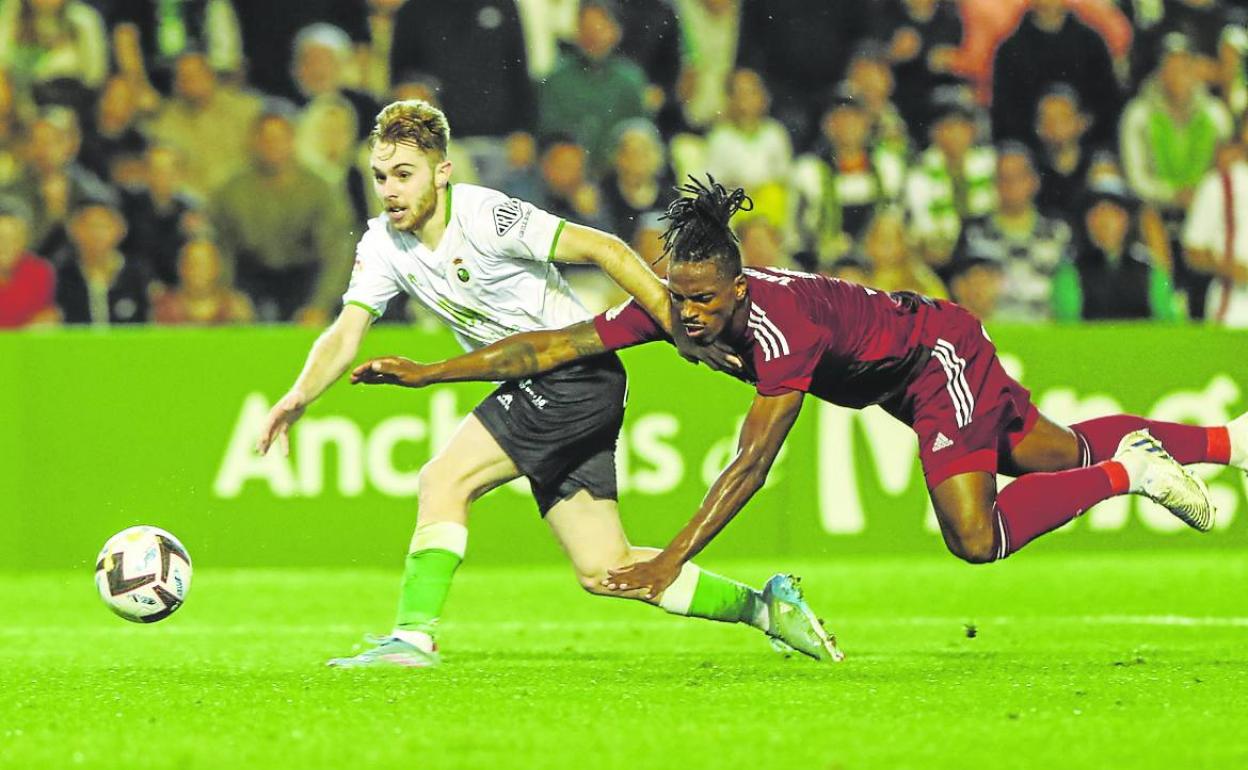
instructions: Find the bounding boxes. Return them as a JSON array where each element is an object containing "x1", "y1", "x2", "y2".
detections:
[{"x1": 369, "y1": 99, "x2": 450, "y2": 158}]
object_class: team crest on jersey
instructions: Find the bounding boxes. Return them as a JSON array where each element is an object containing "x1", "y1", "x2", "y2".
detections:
[
  {"x1": 453, "y1": 258, "x2": 470, "y2": 283},
  {"x1": 492, "y1": 198, "x2": 523, "y2": 236}
]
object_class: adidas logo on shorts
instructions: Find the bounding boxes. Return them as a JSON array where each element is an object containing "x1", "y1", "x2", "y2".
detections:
[
  {"x1": 497, "y1": 394, "x2": 513, "y2": 410},
  {"x1": 933, "y1": 432, "x2": 954, "y2": 452}
]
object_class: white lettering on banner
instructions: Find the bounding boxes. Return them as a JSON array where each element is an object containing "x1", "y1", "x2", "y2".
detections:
[
  {"x1": 368, "y1": 417, "x2": 427, "y2": 496},
  {"x1": 817, "y1": 403, "x2": 933, "y2": 534},
  {"x1": 701, "y1": 415, "x2": 788, "y2": 489},
  {"x1": 296, "y1": 417, "x2": 365, "y2": 496},
  {"x1": 216, "y1": 391, "x2": 686, "y2": 499},
  {"x1": 214, "y1": 392, "x2": 299, "y2": 497},
  {"x1": 625, "y1": 414, "x2": 683, "y2": 495}
]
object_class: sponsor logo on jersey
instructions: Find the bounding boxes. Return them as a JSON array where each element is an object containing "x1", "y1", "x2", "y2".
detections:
[
  {"x1": 493, "y1": 198, "x2": 523, "y2": 236},
  {"x1": 932, "y1": 432, "x2": 953, "y2": 452}
]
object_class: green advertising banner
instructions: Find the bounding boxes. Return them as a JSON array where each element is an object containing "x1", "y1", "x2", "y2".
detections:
[{"x1": 1, "y1": 323, "x2": 1245, "y2": 570}]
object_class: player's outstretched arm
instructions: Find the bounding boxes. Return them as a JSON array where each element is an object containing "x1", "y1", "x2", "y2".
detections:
[
  {"x1": 256, "y1": 304, "x2": 373, "y2": 456},
  {"x1": 351, "y1": 320, "x2": 608, "y2": 389},
  {"x1": 604, "y1": 390, "x2": 805, "y2": 599},
  {"x1": 551, "y1": 222, "x2": 671, "y2": 332}
]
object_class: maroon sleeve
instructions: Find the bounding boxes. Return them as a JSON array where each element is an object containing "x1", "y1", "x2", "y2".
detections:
[{"x1": 592, "y1": 299, "x2": 667, "y2": 351}]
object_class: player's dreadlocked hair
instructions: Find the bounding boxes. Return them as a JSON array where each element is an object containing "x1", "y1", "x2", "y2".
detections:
[{"x1": 659, "y1": 175, "x2": 753, "y2": 277}]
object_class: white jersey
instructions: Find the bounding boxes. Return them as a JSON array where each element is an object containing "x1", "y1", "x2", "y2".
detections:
[{"x1": 343, "y1": 183, "x2": 591, "y2": 349}]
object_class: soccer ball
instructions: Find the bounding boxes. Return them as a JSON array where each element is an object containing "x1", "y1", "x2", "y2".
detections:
[{"x1": 94, "y1": 526, "x2": 192, "y2": 623}]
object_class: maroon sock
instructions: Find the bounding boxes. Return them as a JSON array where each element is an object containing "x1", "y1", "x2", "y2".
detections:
[
  {"x1": 1070, "y1": 415, "x2": 1231, "y2": 467},
  {"x1": 993, "y1": 461, "x2": 1130, "y2": 558}
]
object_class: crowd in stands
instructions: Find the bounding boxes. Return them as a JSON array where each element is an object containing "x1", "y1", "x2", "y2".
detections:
[{"x1": 2, "y1": 0, "x2": 1248, "y2": 330}]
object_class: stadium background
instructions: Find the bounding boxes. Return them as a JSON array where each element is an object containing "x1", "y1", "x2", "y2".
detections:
[{"x1": 3, "y1": 2, "x2": 1248, "y2": 769}]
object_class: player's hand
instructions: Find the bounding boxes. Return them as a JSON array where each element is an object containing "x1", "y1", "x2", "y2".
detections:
[
  {"x1": 350, "y1": 356, "x2": 436, "y2": 388},
  {"x1": 671, "y1": 319, "x2": 742, "y2": 374},
  {"x1": 603, "y1": 555, "x2": 683, "y2": 600},
  {"x1": 256, "y1": 391, "x2": 306, "y2": 456}
]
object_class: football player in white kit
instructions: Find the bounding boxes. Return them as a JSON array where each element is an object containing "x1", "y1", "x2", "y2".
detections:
[{"x1": 255, "y1": 100, "x2": 837, "y2": 667}]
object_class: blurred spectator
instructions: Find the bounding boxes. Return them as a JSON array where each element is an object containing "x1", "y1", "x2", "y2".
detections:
[
  {"x1": 1130, "y1": 0, "x2": 1233, "y2": 88},
  {"x1": 538, "y1": 0, "x2": 646, "y2": 171},
  {"x1": 146, "y1": 51, "x2": 264, "y2": 198},
  {"x1": 704, "y1": 68, "x2": 794, "y2": 228},
  {"x1": 991, "y1": 0, "x2": 1122, "y2": 149},
  {"x1": 1181, "y1": 117, "x2": 1248, "y2": 326},
  {"x1": 845, "y1": 42, "x2": 910, "y2": 153},
  {"x1": 614, "y1": 0, "x2": 684, "y2": 135},
  {"x1": 0, "y1": 199, "x2": 58, "y2": 327},
  {"x1": 121, "y1": 144, "x2": 205, "y2": 289},
  {"x1": 630, "y1": 210, "x2": 668, "y2": 273},
  {"x1": 1213, "y1": 22, "x2": 1248, "y2": 118},
  {"x1": 860, "y1": 207, "x2": 948, "y2": 297},
  {"x1": 391, "y1": 0, "x2": 532, "y2": 138},
  {"x1": 1054, "y1": 177, "x2": 1178, "y2": 321},
  {"x1": 947, "y1": 256, "x2": 1005, "y2": 320},
  {"x1": 352, "y1": 0, "x2": 408, "y2": 99},
  {"x1": 486, "y1": 131, "x2": 542, "y2": 203},
  {"x1": 234, "y1": 0, "x2": 359, "y2": 99},
  {"x1": 1121, "y1": 34, "x2": 1232, "y2": 212},
  {"x1": 291, "y1": 23, "x2": 379, "y2": 142},
  {"x1": 536, "y1": 134, "x2": 608, "y2": 229},
  {"x1": 599, "y1": 119, "x2": 675, "y2": 239},
  {"x1": 211, "y1": 109, "x2": 352, "y2": 324},
  {"x1": 295, "y1": 97, "x2": 369, "y2": 225},
  {"x1": 153, "y1": 238, "x2": 255, "y2": 324},
  {"x1": 954, "y1": 142, "x2": 1072, "y2": 321},
  {"x1": 905, "y1": 88, "x2": 997, "y2": 267},
  {"x1": 953, "y1": 0, "x2": 1131, "y2": 105},
  {"x1": 874, "y1": 0, "x2": 963, "y2": 146},
  {"x1": 0, "y1": 0, "x2": 108, "y2": 94},
  {"x1": 3, "y1": 106, "x2": 115, "y2": 256},
  {"x1": 824, "y1": 255, "x2": 872, "y2": 284},
  {"x1": 78, "y1": 75, "x2": 148, "y2": 187},
  {"x1": 0, "y1": 69, "x2": 30, "y2": 189},
  {"x1": 673, "y1": 0, "x2": 741, "y2": 131},
  {"x1": 106, "y1": 0, "x2": 242, "y2": 94},
  {"x1": 735, "y1": 216, "x2": 787, "y2": 268},
  {"x1": 1121, "y1": 32, "x2": 1232, "y2": 317},
  {"x1": 794, "y1": 85, "x2": 907, "y2": 267},
  {"x1": 1033, "y1": 84, "x2": 1096, "y2": 224},
  {"x1": 54, "y1": 200, "x2": 149, "y2": 325},
  {"x1": 736, "y1": 0, "x2": 872, "y2": 150},
  {"x1": 515, "y1": 0, "x2": 579, "y2": 81}
]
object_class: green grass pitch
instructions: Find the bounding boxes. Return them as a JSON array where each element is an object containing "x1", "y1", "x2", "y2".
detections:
[{"x1": 2, "y1": 551, "x2": 1246, "y2": 770}]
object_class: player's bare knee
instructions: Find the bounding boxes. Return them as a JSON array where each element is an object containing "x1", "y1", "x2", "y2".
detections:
[
  {"x1": 416, "y1": 459, "x2": 469, "y2": 505},
  {"x1": 946, "y1": 528, "x2": 998, "y2": 564}
]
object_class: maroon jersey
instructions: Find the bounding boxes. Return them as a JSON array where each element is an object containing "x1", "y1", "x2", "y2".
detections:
[{"x1": 593, "y1": 267, "x2": 945, "y2": 414}]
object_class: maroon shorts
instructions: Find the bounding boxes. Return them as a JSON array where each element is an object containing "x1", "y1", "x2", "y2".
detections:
[{"x1": 902, "y1": 304, "x2": 1039, "y2": 489}]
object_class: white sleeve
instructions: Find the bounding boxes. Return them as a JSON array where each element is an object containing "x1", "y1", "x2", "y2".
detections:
[
  {"x1": 341, "y1": 232, "x2": 401, "y2": 318},
  {"x1": 1182, "y1": 173, "x2": 1222, "y2": 252},
  {"x1": 463, "y1": 190, "x2": 565, "y2": 263}
]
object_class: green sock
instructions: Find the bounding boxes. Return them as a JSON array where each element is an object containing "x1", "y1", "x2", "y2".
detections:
[
  {"x1": 394, "y1": 521, "x2": 468, "y2": 633},
  {"x1": 660, "y1": 563, "x2": 768, "y2": 629},
  {"x1": 394, "y1": 549, "x2": 462, "y2": 632}
]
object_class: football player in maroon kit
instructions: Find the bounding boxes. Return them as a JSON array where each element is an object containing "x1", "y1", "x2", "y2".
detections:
[{"x1": 351, "y1": 177, "x2": 1246, "y2": 602}]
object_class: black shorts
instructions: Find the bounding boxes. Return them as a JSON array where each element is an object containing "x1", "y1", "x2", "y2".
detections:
[{"x1": 473, "y1": 353, "x2": 627, "y2": 515}]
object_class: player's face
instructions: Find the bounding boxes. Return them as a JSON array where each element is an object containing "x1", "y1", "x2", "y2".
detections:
[
  {"x1": 667, "y1": 259, "x2": 747, "y2": 345},
  {"x1": 370, "y1": 141, "x2": 449, "y2": 232}
]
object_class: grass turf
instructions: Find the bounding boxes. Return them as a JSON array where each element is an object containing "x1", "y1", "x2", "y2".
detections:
[{"x1": 1, "y1": 551, "x2": 1246, "y2": 770}]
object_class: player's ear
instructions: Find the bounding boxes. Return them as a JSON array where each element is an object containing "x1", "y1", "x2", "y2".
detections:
[
  {"x1": 434, "y1": 157, "x2": 453, "y2": 188},
  {"x1": 733, "y1": 274, "x2": 747, "y2": 301}
]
